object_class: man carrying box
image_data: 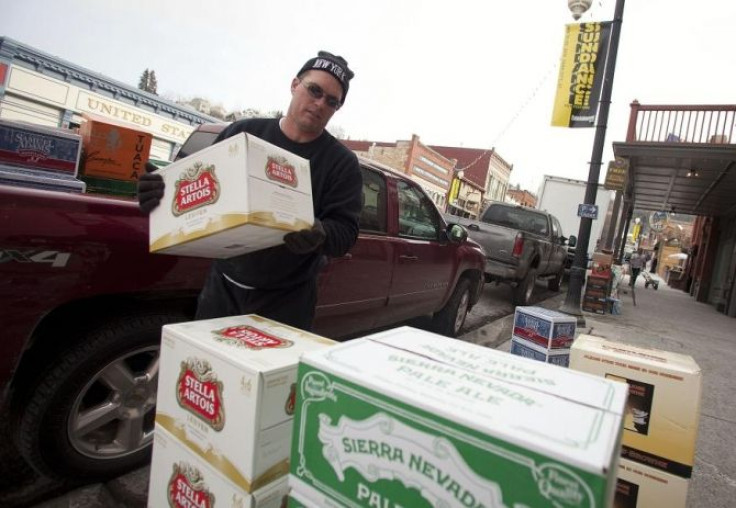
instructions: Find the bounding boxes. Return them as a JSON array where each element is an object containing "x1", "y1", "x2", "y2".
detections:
[{"x1": 137, "y1": 51, "x2": 362, "y2": 331}]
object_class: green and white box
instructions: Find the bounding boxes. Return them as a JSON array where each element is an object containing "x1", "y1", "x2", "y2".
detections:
[
  {"x1": 156, "y1": 314, "x2": 334, "y2": 492},
  {"x1": 290, "y1": 327, "x2": 628, "y2": 508},
  {"x1": 148, "y1": 425, "x2": 289, "y2": 508}
]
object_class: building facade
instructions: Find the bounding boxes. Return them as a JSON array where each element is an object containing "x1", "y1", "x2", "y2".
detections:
[
  {"x1": 506, "y1": 186, "x2": 537, "y2": 207},
  {"x1": 0, "y1": 37, "x2": 216, "y2": 161}
]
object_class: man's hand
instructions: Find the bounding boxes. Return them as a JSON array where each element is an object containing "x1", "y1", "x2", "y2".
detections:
[
  {"x1": 137, "y1": 161, "x2": 165, "y2": 214},
  {"x1": 284, "y1": 219, "x2": 326, "y2": 255}
]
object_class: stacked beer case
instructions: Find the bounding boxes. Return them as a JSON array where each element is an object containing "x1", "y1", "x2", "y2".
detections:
[
  {"x1": 509, "y1": 306, "x2": 577, "y2": 367},
  {"x1": 288, "y1": 326, "x2": 628, "y2": 508},
  {"x1": 584, "y1": 251, "x2": 614, "y2": 314},
  {"x1": 0, "y1": 118, "x2": 86, "y2": 193},
  {"x1": 148, "y1": 314, "x2": 335, "y2": 508},
  {"x1": 570, "y1": 335, "x2": 702, "y2": 508}
]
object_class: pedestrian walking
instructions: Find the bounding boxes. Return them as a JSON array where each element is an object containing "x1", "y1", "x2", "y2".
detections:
[{"x1": 628, "y1": 248, "x2": 646, "y2": 287}]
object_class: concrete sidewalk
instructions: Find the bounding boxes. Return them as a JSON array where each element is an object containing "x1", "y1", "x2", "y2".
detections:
[{"x1": 27, "y1": 278, "x2": 736, "y2": 507}]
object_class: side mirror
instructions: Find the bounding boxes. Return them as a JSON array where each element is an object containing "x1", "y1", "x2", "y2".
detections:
[
  {"x1": 568, "y1": 235, "x2": 577, "y2": 248},
  {"x1": 448, "y1": 224, "x2": 468, "y2": 243}
]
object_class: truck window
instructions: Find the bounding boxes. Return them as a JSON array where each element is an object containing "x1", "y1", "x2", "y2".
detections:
[
  {"x1": 174, "y1": 131, "x2": 220, "y2": 160},
  {"x1": 484, "y1": 206, "x2": 549, "y2": 236},
  {"x1": 359, "y1": 167, "x2": 387, "y2": 234},
  {"x1": 397, "y1": 181, "x2": 440, "y2": 240}
]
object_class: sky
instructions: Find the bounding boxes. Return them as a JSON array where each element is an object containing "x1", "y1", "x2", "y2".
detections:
[{"x1": 3, "y1": 0, "x2": 735, "y2": 193}]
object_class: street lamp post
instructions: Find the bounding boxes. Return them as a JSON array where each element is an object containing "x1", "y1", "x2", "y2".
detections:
[{"x1": 559, "y1": 0, "x2": 627, "y2": 324}]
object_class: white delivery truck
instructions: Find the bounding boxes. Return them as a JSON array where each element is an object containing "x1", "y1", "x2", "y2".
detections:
[{"x1": 536, "y1": 175, "x2": 614, "y2": 267}]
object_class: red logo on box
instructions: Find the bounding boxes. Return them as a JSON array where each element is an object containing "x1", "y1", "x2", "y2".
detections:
[
  {"x1": 168, "y1": 462, "x2": 215, "y2": 508},
  {"x1": 286, "y1": 383, "x2": 296, "y2": 415},
  {"x1": 265, "y1": 156, "x2": 298, "y2": 188},
  {"x1": 176, "y1": 359, "x2": 225, "y2": 431},
  {"x1": 173, "y1": 163, "x2": 219, "y2": 216},
  {"x1": 213, "y1": 325, "x2": 293, "y2": 350}
]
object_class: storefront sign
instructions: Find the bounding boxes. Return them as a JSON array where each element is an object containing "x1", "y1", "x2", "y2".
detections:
[{"x1": 604, "y1": 157, "x2": 628, "y2": 191}]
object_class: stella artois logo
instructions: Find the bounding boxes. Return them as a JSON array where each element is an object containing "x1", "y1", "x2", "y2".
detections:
[
  {"x1": 168, "y1": 462, "x2": 215, "y2": 508},
  {"x1": 212, "y1": 325, "x2": 294, "y2": 350},
  {"x1": 285, "y1": 383, "x2": 296, "y2": 415},
  {"x1": 265, "y1": 156, "x2": 298, "y2": 188},
  {"x1": 172, "y1": 162, "x2": 220, "y2": 216},
  {"x1": 176, "y1": 358, "x2": 225, "y2": 431}
]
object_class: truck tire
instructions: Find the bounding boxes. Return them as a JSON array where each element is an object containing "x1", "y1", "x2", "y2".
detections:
[
  {"x1": 548, "y1": 266, "x2": 565, "y2": 292},
  {"x1": 15, "y1": 311, "x2": 185, "y2": 480},
  {"x1": 430, "y1": 277, "x2": 471, "y2": 337},
  {"x1": 513, "y1": 268, "x2": 537, "y2": 306}
]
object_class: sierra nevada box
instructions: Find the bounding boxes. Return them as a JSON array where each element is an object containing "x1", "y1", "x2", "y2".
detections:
[
  {"x1": 156, "y1": 314, "x2": 334, "y2": 492},
  {"x1": 149, "y1": 132, "x2": 313, "y2": 258},
  {"x1": 290, "y1": 327, "x2": 628, "y2": 508}
]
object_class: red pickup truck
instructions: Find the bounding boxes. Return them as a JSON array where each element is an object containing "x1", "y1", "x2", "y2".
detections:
[{"x1": 0, "y1": 125, "x2": 485, "y2": 481}]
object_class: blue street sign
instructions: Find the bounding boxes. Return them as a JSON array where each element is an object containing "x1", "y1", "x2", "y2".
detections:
[{"x1": 578, "y1": 203, "x2": 599, "y2": 219}]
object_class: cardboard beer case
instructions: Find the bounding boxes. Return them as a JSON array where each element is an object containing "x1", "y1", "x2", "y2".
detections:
[
  {"x1": 570, "y1": 334, "x2": 702, "y2": 479},
  {"x1": 513, "y1": 305, "x2": 577, "y2": 349},
  {"x1": 0, "y1": 118, "x2": 82, "y2": 176},
  {"x1": 614, "y1": 457, "x2": 689, "y2": 508},
  {"x1": 510, "y1": 335, "x2": 570, "y2": 367},
  {"x1": 156, "y1": 314, "x2": 335, "y2": 492},
  {"x1": 149, "y1": 132, "x2": 313, "y2": 258},
  {"x1": 290, "y1": 327, "x2": 628, "y2": 508},
  {"x1": 79, "y1": 113, "x2": 153, "y2": 181},
  {"x1": 591, "y1": 251, "x2": 614, "y2": 279},
  {"x1": 148, "y1": 425, "x2": 289, "y2": 508}
]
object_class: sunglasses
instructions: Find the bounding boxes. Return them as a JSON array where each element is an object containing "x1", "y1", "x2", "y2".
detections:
[{"x1": 299, "y1": 80, "x2": 342, "y2": 110}]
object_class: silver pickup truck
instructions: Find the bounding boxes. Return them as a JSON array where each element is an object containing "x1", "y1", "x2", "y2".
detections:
[{"x1": 446, "y1": 202, "x2": 576, "y2": 305}]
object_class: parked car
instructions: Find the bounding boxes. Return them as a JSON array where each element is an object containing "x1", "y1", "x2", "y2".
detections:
[
  {"x1": 0, "y1": 122, "x2": 485, "y2": 481},
  {"x1": 446, "y1": 201, "x2": 576, "y2": 305}
]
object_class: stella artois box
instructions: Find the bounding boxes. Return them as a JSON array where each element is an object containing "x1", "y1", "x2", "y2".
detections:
[
  {"x1": 513, "y1": 306, "x2": 577, "y2": 350},
  {"x1": 570, "y1": 334, "x2": 702, "y2": 480},
  {"x1": 290, "y1": 327, "x2": 628, "y2": 508},
  {"x1": 614, "y1": 457, "x2": 689, "y2": 508},
  {"x1": 148, "y1": 426, "x2": 289, "y2": 508},
  {"x1": 149, "y1": 132, "x2": 313, "y2": 258},
  {"x1": 156, "y1": 314, "x2": 335, "y2": 492}
]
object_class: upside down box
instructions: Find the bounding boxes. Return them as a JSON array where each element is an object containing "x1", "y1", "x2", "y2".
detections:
[
  {"x1": 149, "y1": 132, "x2": 313, "y2": 258},
  {"x1": 156, "y1": 314, "x2": 334, "y2": 492},
  {"x1": 290, "y1": 327, "x2": 628, "y2": 508},
  {"x1": 615, "y1": 457, "x2": 689, "y2": 508},
  {"x1": 570, "y1": 334, "x2": 702, "y2": 479},
  {"x1": 148, "y1": 425, "x2": 289, "y2": 508},
  {"x1": 510, "y1": 336, "x2": 570, "y2": 367}
]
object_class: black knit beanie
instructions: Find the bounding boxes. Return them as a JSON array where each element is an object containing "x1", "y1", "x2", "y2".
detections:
[{"x1": 297, "y1": 51, "x2": 355, "y2": 103}]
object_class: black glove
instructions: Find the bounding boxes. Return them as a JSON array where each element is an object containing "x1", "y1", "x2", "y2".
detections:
[
  {"x1": 137, "y1": 161, "x2": 165, "y2": 214},
  {"x1": 283, "y1": 219, "x2": 326, "y2": 255}
]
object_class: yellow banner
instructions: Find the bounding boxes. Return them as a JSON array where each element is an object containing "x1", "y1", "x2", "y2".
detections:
[{"x1": 551, "y1": 22, "x2": 611, "y2": 128}]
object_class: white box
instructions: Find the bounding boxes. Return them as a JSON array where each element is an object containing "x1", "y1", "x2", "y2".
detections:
[
  {"x1": 570, "y1": 334, "x2": 702, "y2": 479},
  {"x1": 291, "y1": 327, "x2": 628, "y2": 508},
  {"x1": 510, "y1": 335, "x2": 570, "y2": 367},
  {"x1": 148, "y1": 425, "x2": 289, "y2": 508},
  {"x1": 513, "y1": 306, "x2": 577, "y2": 349},
  {"x1": 156, "y1": 314, "x2": 335, "y2": 492},
  {"x1": 150, "y1": 132, "x2": 313, "y2": 258},
  {"x1": 615, "y1": 457, "x2": 689, "y2": 508}
]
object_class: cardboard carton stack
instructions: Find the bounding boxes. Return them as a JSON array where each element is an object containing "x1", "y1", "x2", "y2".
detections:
[
  {"x1": 149, "y1": 132, "x2": 313, "y2": 259},
  {"x1": 584, "y1": 251, "x2": 613, "y2": 314},
  {"x1": 509, "y1": 306, "x2": 577, "y2": 366},
  {"x1": 148, "y1": 315, "x2": 335, "y2": 507},
  {"x1": 570, "y1": 335, "x2": 702, "y2": 508},
  {"x1": 289, "y1": 326, "x2": 628, "y2": 508},
  {"x1": 0, "y1": 118, "x2": 85, "y2": 192},
  {"x1": 78, "y1": 113, "x2": 153, "y2": 196}
]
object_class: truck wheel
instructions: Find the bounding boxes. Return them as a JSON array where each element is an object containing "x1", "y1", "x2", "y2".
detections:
[
  {"x1": 430, "y1": 277, "x2": 471, "y2": 337},
  {"x1": 513, "y1": 268, "x2": 537, "y2": 306},
  {"x1": 15, "y1": 311, "x2": 185, "y2": 480},
  {"x1": 548, "y1": 266, "x2": 564, "y2": 292}
]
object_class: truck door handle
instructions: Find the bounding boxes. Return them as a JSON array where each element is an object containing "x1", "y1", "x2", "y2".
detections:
[
  {"x1": 399, "y1": 254, "x2": 418, "y2": 261},
  {"x1": 468, "y1": 224, "x2": 480, "y2": 231}
]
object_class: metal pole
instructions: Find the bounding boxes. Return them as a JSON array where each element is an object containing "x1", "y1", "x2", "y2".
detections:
[{"x1": 560, "y1": 0, "x2": 626, "y2": 324}]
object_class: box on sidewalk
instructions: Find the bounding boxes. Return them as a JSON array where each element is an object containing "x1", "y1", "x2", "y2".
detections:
[
  {"x1": 510, "y1": 336, "x2": 570, "y2": 367},
  {"x1": 156, "y1": 314, "x2": 335, "y2": 492},
  {"x1": 615, "y1": 457, "x2": 689, "y2": 508},
  {"x1": 0, "y1": 118, "x2": 82, "y2": 176},
  {"x1": 570, "y1": 334, "x2": 702, "y2": 479},
  {"x1": 79, "y1": 113, "x2": 152, "y2": 182},
  {"x1": 512, "y1": 306, "x2": 577, "y2": 349},
  {"x1": 149, "y1": 132, "x2": 313, "y2": 258},
  {"x1": 592, "y1": 251, "x2": 614, "y2": 279},
  {"x1": 290, "y1": 327, "x2": 628, "y2": 508},
  {"x1": 148, "y1": 425, "x2": 289, "y2": 508}
]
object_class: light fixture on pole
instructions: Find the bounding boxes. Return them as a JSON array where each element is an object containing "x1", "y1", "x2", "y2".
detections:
[{"x1": 559, "y1": 0, "x2": 627, "y2": 324}]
